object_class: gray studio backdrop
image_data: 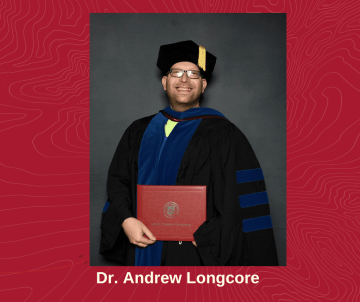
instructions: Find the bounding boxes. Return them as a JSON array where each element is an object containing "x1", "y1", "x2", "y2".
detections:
[{"x1": 90, "y1": 14, "x2": 286, "y2": 266}]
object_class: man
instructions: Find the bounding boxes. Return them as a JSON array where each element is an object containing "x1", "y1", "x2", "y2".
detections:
[{"x1": 100, "y1": 40, "x2": 278, "y2": 266}]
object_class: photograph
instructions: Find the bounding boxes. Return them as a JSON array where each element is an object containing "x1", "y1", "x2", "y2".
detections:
[
  {"x1": 90, "y1": 13, "x2": 286, "y2": 266},
  {"x1": 2, "y1": 1, "x2": 358, "y2": 300}
]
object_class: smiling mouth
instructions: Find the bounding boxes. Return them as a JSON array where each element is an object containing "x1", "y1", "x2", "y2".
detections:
[{"x1": 176, "y1": 87, "x2": 192, "y2": 92}]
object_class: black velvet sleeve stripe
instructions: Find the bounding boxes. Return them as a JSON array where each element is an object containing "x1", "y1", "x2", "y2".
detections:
[
  {"x1": 237, "y1": 180, "x2": 266, "y2": 196},
  {"x1": 241, "y1": 203, "x2": 271, "y2": 220}
]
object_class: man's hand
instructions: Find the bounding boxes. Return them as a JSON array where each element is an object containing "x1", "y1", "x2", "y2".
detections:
[
  {"x1": 192, "y1": 241, "x2": 197, "y2": 247},
  {"x1": 122, "y1": 217, "x2": 156, "y2": 248}
]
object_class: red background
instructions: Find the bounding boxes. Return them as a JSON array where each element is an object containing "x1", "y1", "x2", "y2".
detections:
[{"x1": 1, "y1": 0, "x2": 360, "y2": 301}]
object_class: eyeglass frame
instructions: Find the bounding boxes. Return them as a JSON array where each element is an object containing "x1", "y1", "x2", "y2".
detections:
[{"x1": 168, "y1": 68, "x2": 204, "y2": 79}]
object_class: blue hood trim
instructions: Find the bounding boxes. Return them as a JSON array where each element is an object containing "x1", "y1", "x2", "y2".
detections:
[
  {"x1": 135, "y1": 112, "x2": 202, "y2": 266},
  {"x1": 161, "y1": 106, "x2": 227, "y2": 121}
]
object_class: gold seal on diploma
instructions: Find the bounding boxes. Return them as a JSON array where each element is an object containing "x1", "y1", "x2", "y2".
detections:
[{"x1": 163, "y1": 201, "x2": 179, "y2": 219}]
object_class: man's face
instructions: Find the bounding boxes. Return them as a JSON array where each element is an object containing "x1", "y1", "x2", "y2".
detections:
[{"x1": 161, "y1": 61, "x2": 207, "y2": 111}]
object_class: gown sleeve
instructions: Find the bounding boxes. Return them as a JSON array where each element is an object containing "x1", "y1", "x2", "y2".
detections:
[
  {"x1": 99, "y1": 123, "x2": 136, "y2": 258},
  {"x1": 194, "y1": 124, "x2": 279, "y2": 266}
]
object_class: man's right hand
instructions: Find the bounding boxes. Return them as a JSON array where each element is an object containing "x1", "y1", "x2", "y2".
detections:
[{"x1": 122, "y1": 217, "x2": 156, "y2": 248}]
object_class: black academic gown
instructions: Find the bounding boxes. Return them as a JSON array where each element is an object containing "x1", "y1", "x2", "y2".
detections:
[{"x1": 100, "y1": 112, "x2": 279, "y2": 266}]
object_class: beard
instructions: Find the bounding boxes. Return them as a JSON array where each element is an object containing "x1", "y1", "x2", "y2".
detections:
[
  {"x1": 167, "y1": 93, "x2": 201, "y2": 111},
  {"x1": 166, "y1": 82, "x2": 202, "y2": 112}
]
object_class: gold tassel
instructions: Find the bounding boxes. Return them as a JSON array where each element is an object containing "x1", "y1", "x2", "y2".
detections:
[{"x1": 198, "y1": 45, "x2": 206, "y2": 71}]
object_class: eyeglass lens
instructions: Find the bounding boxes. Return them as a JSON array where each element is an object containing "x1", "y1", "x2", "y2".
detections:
[{"x1": 170, "y1": 69, "x2": 200, "y2": 79}]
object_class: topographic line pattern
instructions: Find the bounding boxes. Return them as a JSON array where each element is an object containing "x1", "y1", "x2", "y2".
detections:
[{"x1": 0, "y1": 0, "x2": 359, "y2": 301}]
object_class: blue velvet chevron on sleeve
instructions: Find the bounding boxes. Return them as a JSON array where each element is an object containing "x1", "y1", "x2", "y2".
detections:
[{"x1": 237, "y1": 168, "x2": 273, "y2": 233}]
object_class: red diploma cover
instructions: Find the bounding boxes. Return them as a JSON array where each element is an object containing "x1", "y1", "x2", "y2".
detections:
[{"x1": 137, "y1": 185, "x2": 206, "y2": 241}]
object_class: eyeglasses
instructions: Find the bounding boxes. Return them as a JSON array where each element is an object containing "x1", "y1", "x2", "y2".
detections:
[{"x1": 169, "y1": 68, "x2": 201, "y2": 79}]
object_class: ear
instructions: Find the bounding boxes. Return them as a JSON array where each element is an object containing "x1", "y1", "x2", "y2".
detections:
[
  {"x1": 162, "y1": 76, "x2": 167, "y2": 91},
  {"x1": 201, "y1": 78, "x2": 207, "y2": 93}
]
